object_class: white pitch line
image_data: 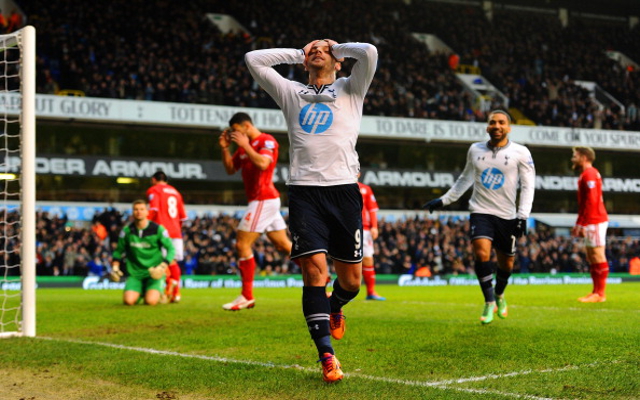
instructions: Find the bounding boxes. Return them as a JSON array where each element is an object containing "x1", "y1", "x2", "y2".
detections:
[
  {"x1": 38, "y1": 337, "x2": 622, "y2": 399},
  {"x1": 401, "y1": 300, "x2": 640, "y2": 313},
  {"x1": 435, "y1": 385, "x2": 556, "y2": 400},
  {"x1": 39, "y1": 336, "x2": 315, "y2": 371},
  {"x1": 342, "y1": 372, "x2": 556, "y2": 400}
]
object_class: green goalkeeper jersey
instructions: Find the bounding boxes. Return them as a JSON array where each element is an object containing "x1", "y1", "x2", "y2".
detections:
[{"x1": 112, "y1": 220, "x2": 175, "y2": 279}]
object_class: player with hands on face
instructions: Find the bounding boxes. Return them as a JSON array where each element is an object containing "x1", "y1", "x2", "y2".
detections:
[
  {"x1": 219, "y1": 112, "x2": 292, "y2": 311},
  {"x1": 422, "y1": 110, "x2": 535, "y2": 324},
  {"x1": 111, "y1": 199, "x2": 175, "y2": 306}
]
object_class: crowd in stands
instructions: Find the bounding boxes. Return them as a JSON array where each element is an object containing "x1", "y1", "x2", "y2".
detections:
[
  {"x1": 404, "y1": 3, "x2": 640, "y2": 130},
  {"x1": 0, "y1": 8, "x2": 22, "y2": 34},
  {"x1": 23, "y1": 0, "x2": 640, "y2": 129},
  {"x1": 19, "y1": 0, "x2": 640, "y2": 130},
  {"x1": 23, "y1": 210, "x2": 639, "y2": 279}
]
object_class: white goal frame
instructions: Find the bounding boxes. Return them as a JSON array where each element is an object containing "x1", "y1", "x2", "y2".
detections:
[{"x1": 0, "y1": 25, "x2": 36, "y2": 338}]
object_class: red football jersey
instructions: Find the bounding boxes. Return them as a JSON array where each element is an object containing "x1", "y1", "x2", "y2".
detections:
[
  {"x1": 358, "y1": 182, "x2": 379, "y2": 231},
  {"x1": 146, "y1": 183, "x2": 187, "y2": 238},
  {"x1": 576, "y1": 166, "x2": 608, "y2": 226},
  {"x1": 232, "y1": 132, "x2": 280, "y2": 202}
]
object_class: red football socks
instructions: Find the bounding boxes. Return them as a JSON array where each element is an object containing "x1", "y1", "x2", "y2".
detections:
[
  {"x1": 591, "y1": 262, "x2": 609, "y2": 296},
  {"x1": 239, "y1": 256, "x2": 256, "y2": 300},
  {"x1": 169, "y1": 261, "x2": 181, "y2": 297},
  {"x1": 363, "y1": 267, "x2": 376, "y2": 296}
]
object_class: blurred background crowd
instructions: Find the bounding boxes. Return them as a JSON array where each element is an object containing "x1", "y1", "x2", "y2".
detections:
[
  {"x1": 19, "y1": 0, "x2": 640, "y2": 130},
  {"x1": 4, "y1": 0, "x2": 639, "y2": 280},
  {"x1": 17, "y1": 210, "x2": 639, "y2": 278}
]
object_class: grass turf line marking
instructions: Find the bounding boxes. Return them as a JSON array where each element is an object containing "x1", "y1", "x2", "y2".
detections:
[
  {"x1": 401, "y1": 301, "x2": 640, "y2": 314},
  {"x1": 344, "y1": 372, "x2": 556, "y2": 400},
  {"x1": 37, "y1": 337, "x2": 593, "y2": 399}
]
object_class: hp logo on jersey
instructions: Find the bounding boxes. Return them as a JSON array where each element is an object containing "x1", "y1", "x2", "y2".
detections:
[
  {"x1": 299, "y1": 103, "x2": 333, "y2": 134},
  {"x1": 481, "y1": 167, "x2": 505, "y2": 190}
]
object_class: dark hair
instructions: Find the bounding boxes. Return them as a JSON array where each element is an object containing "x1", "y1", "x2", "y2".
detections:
[
  {"x1": 152, "y1": 170, "x2": 168, "y2": 182},
  {"x1": 488, "y1": 109, "x2": 512, "y2": 123},
  {"x1": 229, "y1": 112, "x2": 252, "y2": 126}
]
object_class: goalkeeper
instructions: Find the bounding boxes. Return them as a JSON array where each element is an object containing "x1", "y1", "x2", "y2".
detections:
[{"x1": 110, "y1": 199, "x2": 175, "y2": 306}]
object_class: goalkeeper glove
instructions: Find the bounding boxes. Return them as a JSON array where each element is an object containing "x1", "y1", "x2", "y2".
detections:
[
  {"x1": 514, "y1": 218, "x2": 527, "y2": 238},
  {"x1": 148, "y1": 262, "x2": 168, "y2": 280},
  {"x1": 108, "y1": 264, "x2": 124, "y2": 282},
  {"x1": 422, "y1": 198, "x2": 444, "y2": 214}
]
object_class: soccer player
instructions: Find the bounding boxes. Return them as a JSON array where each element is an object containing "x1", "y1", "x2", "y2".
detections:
[
  {"x1": 358, "y1": 178, "x2": 385, "y2": 300},
  {"x1": 423, "y1": 110, "x2": 535, "y2": 324},
  {"x1": 571, "y1": 146, "x2": 609, "y2": 303},
  {"x1": 219, "y1": 112, "x2": 292, "y2": 311},
  {"x1": 147, "y1": 170, "x2": 187, "y2": 303},
  {"x1": 246, "y1": 38, "x2": 377, "y2": 382},
  {"x1": 111, "y1": 200, "x2": 175, "y2": 306}
]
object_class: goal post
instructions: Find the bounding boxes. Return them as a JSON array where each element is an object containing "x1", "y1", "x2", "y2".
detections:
[{"x1": 0, "y1": 25, "x2": 36, "y2": 338}]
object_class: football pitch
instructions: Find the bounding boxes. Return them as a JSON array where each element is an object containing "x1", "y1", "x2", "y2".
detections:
[{"x1": 1, "y1": 283, "x2": 638, "y2": 400}]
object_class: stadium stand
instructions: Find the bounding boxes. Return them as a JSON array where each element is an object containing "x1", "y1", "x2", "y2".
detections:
[
  {"x1": 19, "y1": 0, "x2": 640, "y2": 129},
  {"x1": 4, "y1": 0, "x2": 637, "y2": 280},
  {"x1": 22, "y1": 210, "x2": 639, "y2": 278}
]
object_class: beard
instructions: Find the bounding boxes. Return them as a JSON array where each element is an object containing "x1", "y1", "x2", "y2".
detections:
[
  {"x1": 488, "y1": 130, "x2": 506, "y2": 143},
  {"x1": 571, "y1": 163, "x2": 583, "y2": 174}
]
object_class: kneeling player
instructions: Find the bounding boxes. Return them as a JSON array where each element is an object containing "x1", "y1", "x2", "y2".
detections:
[{"x1": 110, "y1": 200, "x2": 175, "y2": 306}]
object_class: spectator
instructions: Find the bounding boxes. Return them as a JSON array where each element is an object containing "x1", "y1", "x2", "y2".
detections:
[
  {"x1": 0, "y1": 9, "x2": 8, "y2": 33},
  {"x1": 20, "y1": 0, "x2": 640, "y2": 130},
  {"x1": 15, "y1": 209, "x2": 640, "y2": 279}
]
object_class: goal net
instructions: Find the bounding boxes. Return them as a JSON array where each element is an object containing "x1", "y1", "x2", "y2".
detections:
[{"x1": 0, "y1": 26, "x2": 36, "y2": 338}]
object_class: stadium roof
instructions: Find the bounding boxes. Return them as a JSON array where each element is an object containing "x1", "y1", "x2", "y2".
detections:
[{"x1": 533, "y1": 214, "x2": 640, "y2": 229}]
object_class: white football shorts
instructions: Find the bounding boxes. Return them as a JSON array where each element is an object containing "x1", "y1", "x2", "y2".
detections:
[
  {"x1": 363, "y1": 229, "x2": 374, "y2": 258},
  {"x1": 238, "y1": 198, "x2": 287, "y2": 233},
  {"x1": 162, "y1": 238, "x2": 184, "y2": 262},
  {"x1": 583, "y1": 221, "x2": 608, "y2": 248}
]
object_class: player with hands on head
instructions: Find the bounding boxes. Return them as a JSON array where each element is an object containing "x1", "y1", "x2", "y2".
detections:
[
  {"x1": 571, "y1": 146, "x2": 609, "y2": 303},
  {"x1": 112, "y1": 200, "x2": 175, "y2": 306},
  {"x1": 246, "y1": 37, "x2": 377, "y2": 382},
  {"x1": 424, "y1": 110, "x2": 535, "y2": 324},
  {"x1": 219, "y1": 112, "x2": 292, "y2": 311}
]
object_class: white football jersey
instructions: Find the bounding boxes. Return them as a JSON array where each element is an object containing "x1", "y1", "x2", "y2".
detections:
[
  {"x1": 245, "y1": 43, "x2": 378, "y2": 186},
  {"x1": 441, "y1": 140, "x2": 536, "y2": 220}
]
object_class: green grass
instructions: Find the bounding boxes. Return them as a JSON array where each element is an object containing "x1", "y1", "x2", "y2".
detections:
[{"x1": 2, "y1": 283, "x2": 639, "y2": 399}]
